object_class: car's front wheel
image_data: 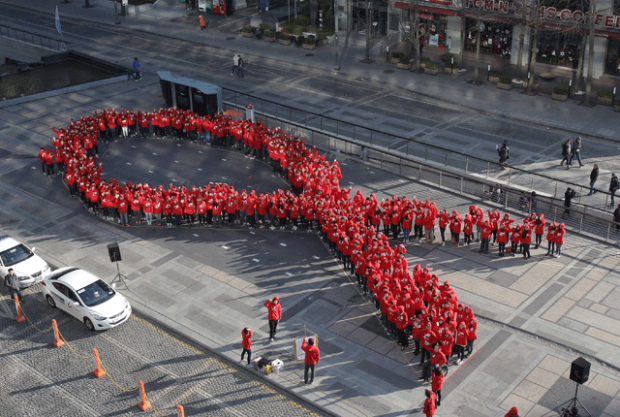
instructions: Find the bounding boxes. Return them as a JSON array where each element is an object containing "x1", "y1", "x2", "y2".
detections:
[
  {"x1": 46, "y1": 295, "x2": 56, "y2": 308},
  {"x1": 84, "y1": 318, "x2": 95, "y2": 331}
]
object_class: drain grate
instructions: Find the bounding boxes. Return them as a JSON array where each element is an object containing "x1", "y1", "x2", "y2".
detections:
[{"x1": 226, "y1": 37, "x2": 236, "y2": 40}]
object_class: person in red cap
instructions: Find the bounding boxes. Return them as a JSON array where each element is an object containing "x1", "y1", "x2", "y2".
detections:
[
  {"x1": 301, "y1": 337, "x2": 320, "y2": 385},
  {"x1": 505, "y1": 406, "x2": 519, "y2": 417},
  {"x1": 423, "y1": 389, "x2": 436, "y2": 417},
  {"x1": 264, "y1": 296, "x2": 282, "y2": 341},
  {"x1": 240, "y1": 327, "x2": 252, "y2": 366}
]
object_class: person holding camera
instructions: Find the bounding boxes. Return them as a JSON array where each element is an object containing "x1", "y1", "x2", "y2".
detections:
[
  {"x1": 264, "y1": 296, "x2": 281, "y2": 342},
  {"x1": 301, "y1": 337, "x2": 320, "y2": 385},
  {"x1": 497, "y1": 141, "x2": 509, "y2": 169}
]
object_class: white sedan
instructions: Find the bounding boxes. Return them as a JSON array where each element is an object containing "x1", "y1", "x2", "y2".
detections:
[
  {"x1": 0, "y1": 235, "x2": 51, "y2": 288},
  {"x1": 41, "y1": 267, "x2": 132, "y2": 331}
]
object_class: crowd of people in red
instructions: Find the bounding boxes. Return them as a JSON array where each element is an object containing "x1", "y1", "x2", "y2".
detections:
[{"x1": 46, "y1": 107, "x2": 568, "y2": 408}]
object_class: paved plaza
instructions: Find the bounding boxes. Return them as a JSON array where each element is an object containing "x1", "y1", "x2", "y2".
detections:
[{"x1": 1, "y1": 1, "x2": 620, "y2": 417}]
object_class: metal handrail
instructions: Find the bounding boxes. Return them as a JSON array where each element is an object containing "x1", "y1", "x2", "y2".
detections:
[
  {"x1": 221, "y1": 86, "x2": 616, "y2": 212},
  {"x1": 223, "y1": 98, "x2": 620, "y2": 246},
  {"x1": 0, "y1": 24, "x2": 63, "y2": 51}
]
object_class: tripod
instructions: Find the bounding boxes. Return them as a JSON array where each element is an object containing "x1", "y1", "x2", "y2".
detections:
[
  {"x1": 110, "y1": 256, "x2": 128, "y2": 288},
  {"x1": 560, "y1": 383, "x2": 590, "y2": 417}
]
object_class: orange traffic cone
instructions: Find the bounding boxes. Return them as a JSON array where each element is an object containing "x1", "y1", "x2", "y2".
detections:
[
  {"x1": 137, "y1": 380, "x2": 151, "y2": 411},
  {"x1": 14, "y1": 296, "x2": 25, "y2": 323},
  {"x1": 52, "y1": 319, "x2": 64, "y2": 347},
  {"x1": 177, "y1": 405, "x2": 185, "y2": 417},
  {"x1": 93, "y1": 348, "x2": 106, "y2": 378}
]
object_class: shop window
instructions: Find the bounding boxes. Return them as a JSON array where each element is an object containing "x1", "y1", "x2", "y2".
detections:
[
  {"x1": 605, "y1": 38, "x2": 620, "y2": 75},
  {"x1": 465, "y1": 19, "x2": 512, "y2": 57},
  {"x1": 536, "y1": 32, "x2": 581, "y2": 68}
]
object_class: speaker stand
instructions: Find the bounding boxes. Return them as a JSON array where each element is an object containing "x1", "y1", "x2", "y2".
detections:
[
  {"x1": 111, "y1": 260, "x2": 128, "y2": 289},
  {"x1": 560, "y1": 383, "x2": 591, "y2": 417}
]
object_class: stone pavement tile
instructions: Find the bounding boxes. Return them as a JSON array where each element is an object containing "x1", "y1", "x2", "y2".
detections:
[
  {"x1": 538, "y1": 355, "x2": 571, "y2": 376},
  {"x1": 512, "y1": 380, "x2": 548, "y2": 403},
  {"x1": 243, "y1": 283, "x2": 269, "y2": 297},
  {"x1": 585, "y1": 327, "x2": 620, "y2": 348},
  {"x1": 525, "y1": 404, "x2": 552, "y2": 417},
  {"x1": 212, "y1": 271, "x2": 235, "y2": 284},
  {"x1": 564, "y1": 278, "x2": 597, "y2": 301},
  {"x1": 526, "y1": 367, "x2": 561, "y2": 389},
  {"x1": 590, "y1": 302, "x2": 609, "y2": 315},
  {"x1": 487, "y1": 270, "x2": 519, "y2": 288},
  {"x1": 541, "y1": 298, "x2": 575, "y2": 323},
  {"x1": 327, "y1": 319, "x2": 357, "y2": 338},
  {"x1": 586, "y1": 374, "x2": 620, "y2": 397},
  {"x1": 577, "y1": 299, "x2": 593, "y2": 309},
  {"x1": 499, "y1": 393, "x2": 535, "y2": 416},
  {"x1": 557, "y1": 317, "x2": 589, "y2": 333},
  {"x1": 601, "y1": 287, "x2": 620, "y2": 309},
  {"x1": 385, "y1": 346, "x2": 412, "y2": 365},
  {"x1": 441, "y1": 271, "x2": 527, "y2": 308},
  {"x1": 509, "y1": 262, "x2": 557, "y2": 295},
  {"x1": 198, "y1": 264, "x2": 219, "y2": 277},
  {"x1": 567, "y1": 306, "x2": 620, "y2": 334},
  {"x1": 605, "y1": 308, "x2": 620, "y2": 320},
  {"x1": 227, "y1": 276, "x2": 252, "y2": 291},
  {"x1": 364, "y1": 334, "x2": 396, "y2": 356},
  {"x1": 585, "y1": 281, "x2": 615, "y2": 303},
  {"x1": 607, "y1": 398, "x2": 620, "y2": 414}
]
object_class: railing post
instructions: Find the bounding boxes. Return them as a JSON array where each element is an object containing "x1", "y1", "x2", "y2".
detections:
[
  {"x1": 289, "y1": 107, "x2": 292, "y2": 121},
  {"x1": 424, "y1": 147, "x2": 428, "y2": 161},
  {"x1": 508, "y1": 169, "x2": 512, "y2": 184},
  {"x1": 486, "y1": 162, "x2": 490, "y2": 178},
  {"x1": 444, "y1": 153, "x2": 448, "y2": 166},
  {"x1": 607, "y1": 223, "x2": 611, "y2": 242},
  {"x1": 439, "y1": 172, "x2": 443, "y2": 188},
  {"x1": 370, "y1": 130, "x2": 373, "y2": 145},
  {"x1": 530, "y1": 176, "x2": 534, "y2": 191},
  {"x1": 460, "y1": 178, "x2": 463, "y2": 194},
  {"x1": 553, "y1": 206, "x2": 557, "y2": 222},
  {"x1": 336, "y1": 120, "x2": 339, "y2": 137},
  {"x1": 419, "y1": 165, "x2": 422, "y2": 180},
  {"x1": 579, "y1": 214, "x2": 583, "y2": 233},
  {"x1": 353, "y1": 125, "x2": 355, "y2": 141},
  {"x1": 399, "y1": 159, "x2": 402, "y2": 176},
  {"x1": 465, "y1": 157, "x2": 469, "y2": 172},
  {"x1": 554, "y1": 182, "x2": 558, "y2": 198},
  {"x1": 320, "y1": 116, "x2": 323, "y2": 132},
  {"x1": 504, "y1": 191, "x2": 508, "y2": 210}
]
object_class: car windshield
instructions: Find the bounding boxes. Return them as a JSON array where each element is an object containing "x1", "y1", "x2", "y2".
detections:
[
  {"x1": 0, "y1": 244, "x2": 34, "y2": 267},
  {"x1": 76, "y1": 279, "x2": 115, "y2": 307}
]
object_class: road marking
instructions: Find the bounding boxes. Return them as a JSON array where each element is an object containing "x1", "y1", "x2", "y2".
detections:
[
  {"x1": 171, "y1": 179, "x2": 177, "y2": 182},
  {"x1": 197, "y1": 168, "x2": 203, "y2": 171},
  {"x1": 222, "y1": 159, "x2": 227, "y2": 161},
  {"x1": 193, "y1": 234, "x2": 199, "y2": 237},
  {"x1": 132, "y1": 145, "x2": 136, "y2": 148},
  {"x1": 280, "y1": 243, "x2": 287, "y2": 247},
  {"x1": 285, "y1": 272, "x2": 293, "y2": 276},
  {"x1": 149, "y1": 170, "x2": 153, "y2": 173},
  {"x1": 175, "y1": 160, "x2": 179, "y2": 163},
  {"x1": 126, "y1": 162, "x2": 132, "y2": 165},
  {"x1": 313, "y1": 256, "x2": 320, "y2": 259},
  {"x1": 153, "y1": 153, "x2": 157, "y2": 155},
  {"x1": 222, "y1": 245, "x2": 229, "y2": 249},
  {"x1": 31, "y1": 167, "x2": 36, "y2": 170},
  {"x1": 252, "y1": 258, "x2": 260, "y2": 262}
]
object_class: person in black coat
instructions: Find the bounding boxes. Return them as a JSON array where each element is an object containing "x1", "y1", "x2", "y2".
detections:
[
  {"x1": 497, "y1": 141, "x2": 509, "y2": 169},
  {"x1": 560, "y1": 139, "x2": 571, "y2": 168},
  {"x1": 587, "y1": 164, "x2": 599, "y2": 195},
  {"x1": 563, "y1": 187, "x2": 576, "y2": 217}
]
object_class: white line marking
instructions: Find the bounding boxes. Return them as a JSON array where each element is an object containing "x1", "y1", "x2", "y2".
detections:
[
  {"x1": 222, "y1": 245, "x2": 229, "y2": 249},
  {"x1": 252, "y1": 258, "x2": 260, "y2": 262},
  {"x1": 280, "y1": 243, "x2": 287, "y2": 247},
  {"x1": 285, "y1": 272, "x2": 293, "y2": 276},
  {"x1": 193, "y1": 234, "x2": 199, "y2": 237}
]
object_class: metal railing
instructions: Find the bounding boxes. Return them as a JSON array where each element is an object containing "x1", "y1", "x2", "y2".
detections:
[
  {"x1": 0, "y1": 24, "x2": 64, "y2": 51},
  {"x1": 222, "y1": 87, "x2": 617, "y2": 214},
  {"x1": 222, "y1": 92, "x2": 620, "y2": 246}
]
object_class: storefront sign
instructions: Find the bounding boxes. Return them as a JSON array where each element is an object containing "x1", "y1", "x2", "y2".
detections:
[{"x1": 429, "y1": 34, "x2": 439, "y2": 46}]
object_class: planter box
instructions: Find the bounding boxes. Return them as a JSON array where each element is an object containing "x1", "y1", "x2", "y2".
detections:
[
  {"x1": 264, "y1": 36, "x2": 276, "y2": 43},
  {"x1": 397, "y1": 63, "x2": 411, "y2": 70},
  {"x1": 551, "y1": 92, "x2": 568, "y2": 102},
  {"x1": 489, "y1": 76, "x2": 500, "y2": 83},
  {"x1": 523, "y1": 81, "x2": 539, "y2": 89},
  {"x1": 318, "y1": 38, "x2": 328, "y2": 46},
  {"x1": 444, "y1": 67, "x2": 458, "y2": 75},
  {"x1": 420, "y1": 62, "x2": 428, "y2": 69},
  {"x1": 242, "y1": 32, "x2": 254, "y2": 38},
  {"x1": 424, "y1": 68, "x2": 438, "y2": 75},
  {"x1": 598, "y1": 97, "x2": 613, "y2": 106},
  {"x1": 279, "y1": 38, "x2": 291, "y2": 46},
  {"x1": 614, "y1": 104, "x2": 620, "y2": 112},
  {"x1": 303, "y1": 43, "x2": 316, "y2": 50},
  {"x1": 497, "y1": 82, "x2": 512, "y2": 90}
]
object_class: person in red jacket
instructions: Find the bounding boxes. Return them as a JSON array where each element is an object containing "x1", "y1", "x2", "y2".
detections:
[
  {"x1": 466, "y1": 318, "x2": 477, "y2": 357},
  {"x1": 521, "y1": 222, "x2": 532, "y2": 259},
  {"x1": 240, "y1": 327, "x2": 252, "y2": 366},
  {"x1": 423, "y1": 343, "x2": 446, "y2": 382},
  {"x1": 301, "y1": 337, "x2": 320, "y2": 385},
  {"x1": 264, "y1": 296, "x2": 282, "y2": 341},
  {"x1": 546, "y1": 222, "x2": 557, "y2": 256},
  {"x1": 534, "y1": 213, "x2": 546, "y2": 249},
  {"x1": 497, "y1": 223, "x2": 509, "y2": 257},
  {"x1": 455, "y1": 322, "x2": 469, "y2": 365},
  {"x1": 431, "y1": 367, "x2": 444, "y2": 407},
  {"x1": 423, "y1": 389, "x2": 436, "y2": 417},
  {"x1": 505, "y1": 406, "x2": 519, "y2": 417},
  {"x1": 438, "y1": 209, "x2": 449, "y2": 246},
  {"x1": 555, "y1": 223, "x2": 565, "y2": 258},
  {"x1": 478, "y1": 220, "x2": 491, "y2": 254}
]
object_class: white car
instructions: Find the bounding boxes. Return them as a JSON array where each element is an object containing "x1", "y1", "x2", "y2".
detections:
[
  {"x1": 41, "y1": 267, "x2": 132, "y2": 331},
  {"x1": 0, "y1": 235, "x2": 51, "y2": 288}
]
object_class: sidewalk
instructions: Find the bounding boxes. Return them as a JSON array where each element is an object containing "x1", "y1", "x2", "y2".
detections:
[{"x1": 2, "y1": 0, "x2": 619, "y2": 145}]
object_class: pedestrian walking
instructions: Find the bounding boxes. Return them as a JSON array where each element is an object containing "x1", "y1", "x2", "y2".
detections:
[
  {"x1": 264, "y1": 296, "x2": 281, "y2": 341},
  {"x1": 133, "y1": 58, "x2": 142, "y2": 81},
  {"x1": 497, "y1": 141, "x2": 509, "y2": 169},
  {"x1": 231, "y1": 54, "x2": 240, "y2": 76},
  {"x1": 563, "y1": 187, "x2": 576, "y2": 217},
  {"x1": 236, "y1": 55, "x2": 245, "y2": 78},
  {"x1": 609, "y1": 173, "x2": 619, "y2": 206},
  {"x1": 301, "y1": 337, "x2": 320, "y2": 385},
  {"x1": 4, "y1": 269, "x2": 23, "y2": 303},
  {"x1": 560, "y1": 139, "x2": 571, "y2": 168},
  {"x1": 587, "y1": 164, "x2": 599, "y2": 195},
  {"x1": 240, "y1": 327, "x2": 252, "y2": 366},
  {"x1": 423, "y1": 389, "x2": 436, "y2": 417},
  {"x1": 199, "y1": 15, "x2": 206, "y2": 31},
  {"x1": 569, "y1": 136, "x2": 584, "y2": 167}
]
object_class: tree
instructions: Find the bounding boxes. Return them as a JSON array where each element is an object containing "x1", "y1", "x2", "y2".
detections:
[
  {"x1": 583, "y1": 0, "x2": 596, "y2": 106},
  {"x1": 388, "y1": 0, "x2": 422, "y2": 71},
  {"x1": 352, "y1": 1, "x2": 374, "y2": 63}
]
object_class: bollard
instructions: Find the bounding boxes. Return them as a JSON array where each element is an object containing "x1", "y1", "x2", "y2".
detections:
[
  {"x1": 14, "y1": 296, "x2": 26, "y2": 323},
  {"x1": 177, "y1": 405, "x2": 185, "y2": 417},
  {"x1": 93, "y1": 348, "x2": 106, "y2": 378},
  {"x1": 52, "y1": 319, "x2": 64, "y2": 347},
  {"x1": 137, "y1": 380, "x2": 151, "y2": 411}
]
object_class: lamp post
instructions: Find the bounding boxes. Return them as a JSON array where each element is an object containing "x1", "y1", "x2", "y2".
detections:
[
  {"x1": 334, "y1": 0, "x2": 340, "y2": 70},
  {"x1": 114, "y1": 0, "x2": 121, "y2": 24}
]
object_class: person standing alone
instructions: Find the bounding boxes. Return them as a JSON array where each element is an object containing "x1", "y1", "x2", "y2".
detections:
[
  {"x1": 133, "y1": 58, "x2": 142, "y2": 81},
  {"x1": 264, "y1": 296, "x2": 281, "y2": 341},
  {"x1": 4, "y1": 269, "x2": 23, "y2": 303},
  {"x1": 610, "y1": 173, "x2": 619, "y2": 207},
  {"x1": 301, "y1": 337, "x2": 320, "y2": 385},
  {"x1": 231, "y1": 54, "x2": 240, "y2": 76},
  {"x1": 497, "y1": 141, "x2": 509, "y2": 169},
  {"x1": 240, "y1": 327, "x2": 252, "y2": 366}
]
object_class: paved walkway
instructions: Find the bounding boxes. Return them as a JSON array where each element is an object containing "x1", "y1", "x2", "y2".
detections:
[{"x1": 1, "y1": 73, "x2": 620, "y2": 416}]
